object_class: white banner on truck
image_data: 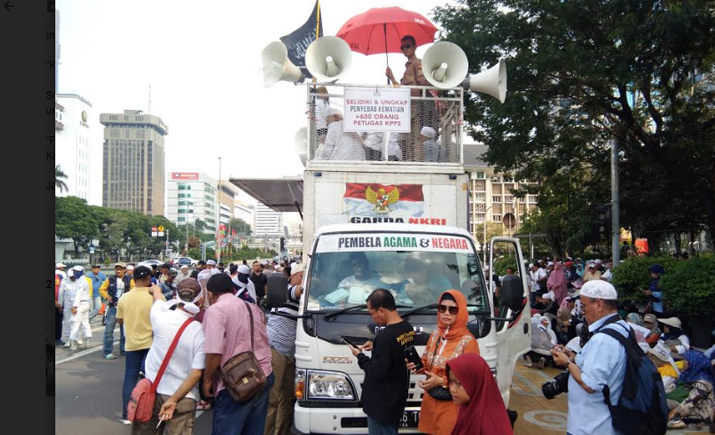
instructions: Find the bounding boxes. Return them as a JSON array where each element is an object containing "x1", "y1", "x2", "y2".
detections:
[
  {"x1": 343, "y1": 87, "x2": 411, "y2": 133},
  {"x1": 315, "y1": 232, "x2": 473, "y2": 254}
]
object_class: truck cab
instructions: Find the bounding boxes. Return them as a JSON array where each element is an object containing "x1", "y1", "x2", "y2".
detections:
[{"x1": 289, "y1": 223, "x2": 529, "y2": 434}]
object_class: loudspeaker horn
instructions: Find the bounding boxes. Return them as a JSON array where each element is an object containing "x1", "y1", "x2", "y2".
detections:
[
  {"x1": 461, "y1": 58, "x2": 507, "y2": 103},
  {"x1": 262, "y1": 41, "x2": 304, "y2": 87},
  {"x1": 422, "y1": 41, "x2": 469, "y2": 89},
  {"x1": 305, "y1": 36, "x2": 353, "y2": 82},
  {"x1": 294, "y1": 127, "x2": 308, "y2": 167}
]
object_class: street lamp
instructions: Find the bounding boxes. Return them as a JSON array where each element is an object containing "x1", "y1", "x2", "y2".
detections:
[{"x1": 483, "y1": 204, "x2": 494, "y2": 256}]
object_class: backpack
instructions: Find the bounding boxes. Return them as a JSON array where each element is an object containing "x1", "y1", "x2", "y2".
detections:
[{"x1": 597, "y1": 323, "x2": 668, "y2": 435}]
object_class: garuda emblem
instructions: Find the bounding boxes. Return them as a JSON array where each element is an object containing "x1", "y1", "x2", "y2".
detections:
[{"x1": 365, "y1": 186, "x2": 399, "y2": 214}]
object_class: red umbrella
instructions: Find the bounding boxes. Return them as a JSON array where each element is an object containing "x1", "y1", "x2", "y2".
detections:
[{"x1": 336, "y1": 6, "x2": 438, "y2": 82}]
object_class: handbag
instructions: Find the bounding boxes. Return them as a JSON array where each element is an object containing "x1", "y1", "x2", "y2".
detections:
[
  {"x1": 425, "y1": 332, "x2": 453, "y2": 401},
  {"x1": 127, "y1": 318, "x2": 194, "y2": 423},
  {"x1": 218, "y1": 300, "x2": 267, "y2": 402}
]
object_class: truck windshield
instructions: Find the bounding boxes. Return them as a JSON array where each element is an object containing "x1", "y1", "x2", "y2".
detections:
[{"x1": 305, "y1": 232, "x2": 489, "y2": 313}]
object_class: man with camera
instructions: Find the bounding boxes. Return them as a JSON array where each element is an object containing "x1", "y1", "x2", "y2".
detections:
[{"x1": 550, "y1": 280, "x2": 629, "y2": 435}]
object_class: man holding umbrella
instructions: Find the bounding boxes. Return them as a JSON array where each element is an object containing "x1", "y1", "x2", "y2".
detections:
[{"x1": 386, "y1": 35, "x2": 434, "y2": 162}]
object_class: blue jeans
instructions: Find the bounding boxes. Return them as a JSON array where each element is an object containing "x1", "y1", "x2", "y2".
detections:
[
  {"x1": 89, "y1": 295, "x2": 102, "y2": 318},
  {"x1": 211, "y1": 372, "x2": 275, "y2": 435},
  {"x1": 121, "y1": 348, "x2": 149, "y2": 419},
  {"x1": 103, "y1": 305, "x2": 125, "y2": 356},
  {"x1": 367, "y1": 416, "x2": 398, "y2": 435}
]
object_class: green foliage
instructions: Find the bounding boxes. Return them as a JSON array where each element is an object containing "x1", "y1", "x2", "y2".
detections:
[
  {"x1": 611, "y1": 256, "x2": 680, "y2": 302},
  {"x1": 492, "y1": 256, "x2": 518, "y2": 277},
  {"x1": 55, "y1": 196, "x2": 99, "y2": 252},
  {"x1": 55, "y1": 165, "x2": 69, "y2": 194},
  {"x1": 432, "y1": 0, "x2": 715, "y2": 246},
  {"x1": 660, "y1": 256, "x2": 715, "y2": 317}
]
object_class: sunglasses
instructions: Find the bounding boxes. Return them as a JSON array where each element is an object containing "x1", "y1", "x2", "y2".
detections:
[
  {"x1": 400, "y1": 44, "x2": 414, "y2": 50},
  {"x1": 437, "y1": 304, "x2": 458, "y2": 315}
]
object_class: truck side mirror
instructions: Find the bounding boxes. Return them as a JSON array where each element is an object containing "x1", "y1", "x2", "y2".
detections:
[
  {"x1": 499, "y1": 274, "x2": 524, "y2": 312},
  {"x1": 266, "y1": 272, "x2": 289, "y2": 309}
]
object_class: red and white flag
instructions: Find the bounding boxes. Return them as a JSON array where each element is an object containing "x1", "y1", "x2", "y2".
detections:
[{"x1": 343, "y1": 183, "x2": 424, "y2": 217}]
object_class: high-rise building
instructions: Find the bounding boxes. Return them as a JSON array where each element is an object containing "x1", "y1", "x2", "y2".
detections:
[
  {"x1": 100, "y1": 110, "x2": 168, "y2": 215},
  {"x1": 55, "y1": 93, "x2": 101, "y2": 205},
  {"x1": 166, "y1": 172, "x2": 217, "y2": 235},
  {"x1": 254, "y1": 202, "x2": 284, "y2": 237},
  {"x1": 464, "y1": 144, "x2": 539, "y2": 247}
]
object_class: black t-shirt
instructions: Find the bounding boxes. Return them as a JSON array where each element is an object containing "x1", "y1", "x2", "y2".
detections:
[
  {"x1": 357, "y1": 319, "x2": 414, "y2": 425},
  {"x1": 249, "y1": 272, "x2": 268, "y2": 298}
]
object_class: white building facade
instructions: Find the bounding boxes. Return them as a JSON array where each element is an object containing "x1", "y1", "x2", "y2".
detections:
[
  {"x1": 166, "y1": 172, "x2": 218, "y2": 235},
  {"x1": 55, "y1": 93, "x2": 102, "y2": 205}
]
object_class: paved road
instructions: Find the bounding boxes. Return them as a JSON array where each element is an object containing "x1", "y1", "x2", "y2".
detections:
[{"x1": 56, "y1": 326, "x2": 709, "y2": 435}]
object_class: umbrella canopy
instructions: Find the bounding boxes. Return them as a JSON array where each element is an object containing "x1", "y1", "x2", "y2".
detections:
[{"x1": 336, "y1": 6, "x2": 438, "y2": 55}]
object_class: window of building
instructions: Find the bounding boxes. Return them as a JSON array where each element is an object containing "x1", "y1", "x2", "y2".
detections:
[
  {"x1": 475, "y1": 171, "x2": 485, "y2": 179},
  {"x1": 492, "y1": 214, "x2": 502, "y2": 222},
  {"x1": 492, "y1": 196, "x2": 501, "y2": 203},
  {"x1": 474, "y1": 193, "x2": 485, "y2": 202},
  {"x1": 505, "y1": 195, "x2": 514, "y2": 203}
]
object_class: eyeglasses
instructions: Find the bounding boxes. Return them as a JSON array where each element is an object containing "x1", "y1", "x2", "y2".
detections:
[
  {"x1": 400, "y1": 44, "x2": 413, "y2": 50},
  {"x1": 437, "y1": 304, "x2": 458, "y2": 315}
]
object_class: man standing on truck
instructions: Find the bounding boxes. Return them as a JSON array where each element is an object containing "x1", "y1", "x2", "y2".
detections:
[{"x1": 347, "y1": 289, "x2": 415, "y2": 435}]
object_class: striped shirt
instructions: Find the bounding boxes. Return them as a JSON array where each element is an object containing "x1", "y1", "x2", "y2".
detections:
[
  {"x1": 266, "y1": 286, "x2": 300, "y2": 357},
  {"x1": 202, "y1": 293, "x2": 273, "y2": 394}
]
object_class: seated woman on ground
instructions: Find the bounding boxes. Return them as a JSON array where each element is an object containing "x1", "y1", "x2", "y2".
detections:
[
  {"x1": 666, "y1": 350, "x2": 715, "y2": 430},
  {"x1": 523, "y1": 314, "x2": 556, "y2": 369}
]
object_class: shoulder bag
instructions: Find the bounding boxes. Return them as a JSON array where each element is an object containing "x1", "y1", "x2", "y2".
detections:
[
  {"x1": 219, "y1": 300, "x2": 267, "y2": 402},
  {"x1": 128, "y1": 317, "x2": 194, "y2": 423},
  {"x1": 425, "y1": 332, "x2": 453, "y2": 401}
]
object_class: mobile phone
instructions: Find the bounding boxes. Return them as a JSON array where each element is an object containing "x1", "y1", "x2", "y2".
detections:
[
  {"x1": 404, "y1": 345, "x2": 424, "y2": 371},
  {"x1": 341, "y1": 336, "x2": 361, "y2": 348}
]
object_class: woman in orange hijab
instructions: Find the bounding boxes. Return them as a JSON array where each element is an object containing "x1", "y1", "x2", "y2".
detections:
[{"x1": 408, "y1": 289, "x2": 480, "y2": 435}]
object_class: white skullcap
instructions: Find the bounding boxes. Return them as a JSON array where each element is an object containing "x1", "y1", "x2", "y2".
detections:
[
  {"x1": 238, "y1": 264, "x2": 251, "y2": 275},
  {"x1": 72, "y1": 265, "x2": 84, "y2": 271},
  {"x1": 291, "y1": 263, "x2": 304, "y2": 275},
  {"x1": 327, "y1": 108, "x2": 343, "y2": 118},
  {"x1": 578, "y1": 280, "x2": 618, "y2": 300},
  {"x1": 420, "y1": 126, "x2": 436, "y2": 139}
]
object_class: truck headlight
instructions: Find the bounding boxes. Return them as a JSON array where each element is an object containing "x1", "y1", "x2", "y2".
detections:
[{"x1": 305, "y1": 370, "x2": 356, "y2": 400}]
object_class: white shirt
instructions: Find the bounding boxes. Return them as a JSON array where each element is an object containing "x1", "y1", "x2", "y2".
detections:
[
  {"x1": 315, "y1": 99, "x2": 330, "y2": 129},
  {"x1": 144, "y1": 300, "x2": 206, "y2": 400},
  {"x1": 232, "y1": 276, "x2": 257, "y2": 302},
  {"x1": 73, "y1": 277, "x2": 91, "y2": 307},
  {"x1": 55, "y1": 269, "x2": 67, "y2": 280},
  {"x1": 323, "y1": 122, "x2": 365, "y2": 161},
  {"x1": 529, "y1": 268, "x2": 546, "y2": 293},
  {"x1": 58, "y1": 278, "x2": 78, "y2": 308},
  {"x1": 116, "y1": 278, "x2": 126, "y2": 300}
]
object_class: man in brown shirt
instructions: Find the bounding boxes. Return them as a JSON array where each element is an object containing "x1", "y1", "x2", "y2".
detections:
[{"x1": 386, "y1": 35, "x2": 436, "y2": 161}]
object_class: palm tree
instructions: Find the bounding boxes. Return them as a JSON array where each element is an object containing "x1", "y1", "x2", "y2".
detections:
[{"x1": 55, "y1": 165, "x2": 69, "y2": 194}]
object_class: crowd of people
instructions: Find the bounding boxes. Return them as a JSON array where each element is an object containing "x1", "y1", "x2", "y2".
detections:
[
  {"x1": 54, "y1": 257, "x2": 304, "y2": 434},
  {"x1": 512, "y1": 256, "x2": 715, "y2": 434}
]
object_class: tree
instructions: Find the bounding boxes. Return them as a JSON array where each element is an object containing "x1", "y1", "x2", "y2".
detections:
[
  {"x1": 229, "y1": 218, "x2": 252, "y2": 236},
  {"x1": 55, "y1": 196, "x2": 99, "y2": 254},
  {"x1": 433, "y1": 0, "x2": 715, "y2": 243},
  {"x1": 55, "y1": 165, "x2": 69, "y2": 194}
]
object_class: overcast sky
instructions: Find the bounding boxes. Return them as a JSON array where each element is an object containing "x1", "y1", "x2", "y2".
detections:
[{"x1": 57, "y1": 0, "x2": 460, "y2": 187}]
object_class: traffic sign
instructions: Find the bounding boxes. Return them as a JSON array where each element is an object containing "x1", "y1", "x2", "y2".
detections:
[
  {"x1": 151, "y1": 225, "x2": 158, "y2": 237},
  {"x1": 158, "y1": 225, "x2": 165, "y2": 232}
]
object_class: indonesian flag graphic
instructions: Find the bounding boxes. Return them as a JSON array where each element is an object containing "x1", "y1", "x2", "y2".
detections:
[{"x1": 344, "y1": 183, "x2": 424, "y2": 217}]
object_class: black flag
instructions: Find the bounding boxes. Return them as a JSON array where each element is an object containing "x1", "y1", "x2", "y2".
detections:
[{"x1": 280, "y1": 0, "x2": 323, "y2": 78}]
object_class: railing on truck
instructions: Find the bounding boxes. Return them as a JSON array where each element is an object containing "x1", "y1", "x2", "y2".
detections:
[{"x1": 304, "y1": 83, "x2": 464, "y2": 166}]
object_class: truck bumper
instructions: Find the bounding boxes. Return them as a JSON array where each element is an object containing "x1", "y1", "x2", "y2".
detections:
[{"x1": 294, "y1": 405, "x2": 422, "y2": 434}]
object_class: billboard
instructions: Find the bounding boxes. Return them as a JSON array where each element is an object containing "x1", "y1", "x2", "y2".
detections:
[{"x1": 171, "y1": 172, "x2": 199, "y2": 180}]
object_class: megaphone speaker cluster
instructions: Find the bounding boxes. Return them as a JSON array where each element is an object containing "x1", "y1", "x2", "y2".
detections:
[
  {"x1": 422, "y1": 41, "x2": 469, "y2": 89},
  {"x1": 262, "y1": 41, "x2": 304, "y2": 87},
  {"x1": 462, "y1": 58, "x2": 507, "y2": 104},
  {"x1": 305, "y1": 36, "x2": 353, "y2": 82}
]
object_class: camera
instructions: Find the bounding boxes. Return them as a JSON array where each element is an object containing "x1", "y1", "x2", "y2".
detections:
[{"x1": 542, "y1": 371, "x2": 570, "y2": 399}]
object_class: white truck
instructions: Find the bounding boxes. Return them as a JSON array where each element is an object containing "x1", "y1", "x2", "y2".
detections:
[{"x1": 242, "y1": 83, "x2": 530, "y2": 434}]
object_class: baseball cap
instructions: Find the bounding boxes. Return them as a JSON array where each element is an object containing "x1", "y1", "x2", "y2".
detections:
[
  {"x1": 643, "y1": 314, "x2": 657, "y2": 324},
  {"x1": 588, "y1": 262, "x2": 596, "y2": 269},
  {"x1": 114, "y1": 262, "x2": 127, "y2": 269},
  {"x1": 56, "y1": 262, "x2": 67, "y2": 268},
  {"x1": 91, "y1": 264, "x2": 101, "y2": 268},
  {"x1": 169, "y1": 268, "x2": 178, "y2": 276},
  {"x1": 72, "y1": 265, "x2": 84, "y2": 271},
  {"x1": 133, "y1": 265, "x2": 152, "y2": 279},
  {"x1": 177, "y1": 278, "x2": 202, "y2": 302},
  {"x1": 578, "y1": 280, "x2": 618, "y2": 300}
]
